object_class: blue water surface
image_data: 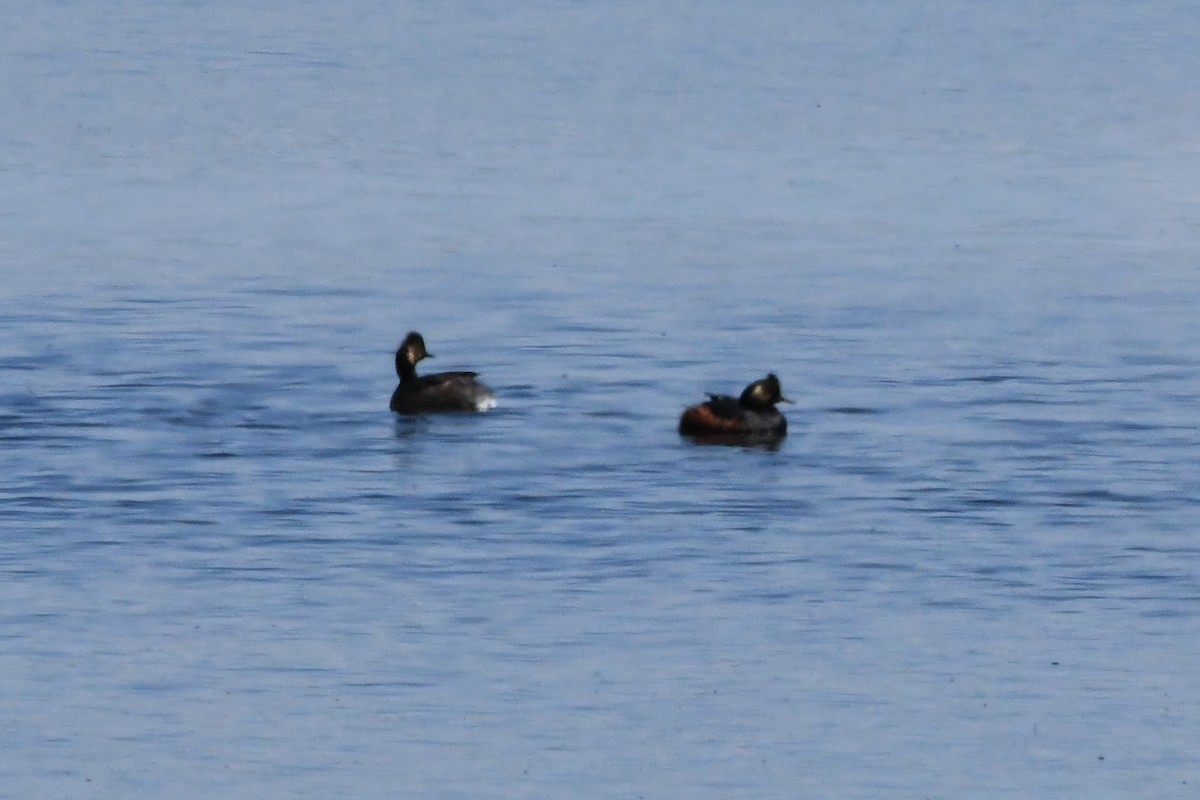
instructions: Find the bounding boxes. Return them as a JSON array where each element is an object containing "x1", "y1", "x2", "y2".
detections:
[{"x1": 3, "y1": 2, "x2": 1200, "y2": 798}]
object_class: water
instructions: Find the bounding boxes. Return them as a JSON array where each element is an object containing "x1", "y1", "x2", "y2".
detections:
[{"x1": 3, "y1": 2, "x2": 1200, "y2": 797}]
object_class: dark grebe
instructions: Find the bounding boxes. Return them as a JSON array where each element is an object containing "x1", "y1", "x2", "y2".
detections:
[
  {"x1": 389, "y1": 331, "x2": 496, "y2": 414},
  {"x1": 679, "y1": 373, "x2": 790, "y2": 443}
]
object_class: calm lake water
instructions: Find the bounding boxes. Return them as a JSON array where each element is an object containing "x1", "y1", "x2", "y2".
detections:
[{"x1": 3, "y1": 2, "x2": 1200, "y2": 797}]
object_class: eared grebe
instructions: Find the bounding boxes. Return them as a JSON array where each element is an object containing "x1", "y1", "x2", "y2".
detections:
[
  {"x1": 389, "y1": 331, "x2": 496, "y2": 414},
  {"x1": 678, "y1": 373, "x2": 791, "y2": 443}
]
